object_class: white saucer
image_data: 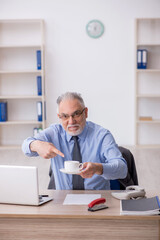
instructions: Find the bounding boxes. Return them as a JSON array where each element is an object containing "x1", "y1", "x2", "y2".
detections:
[{"x1": 60, "y1": 168, "x2": 82, "y2": 175}]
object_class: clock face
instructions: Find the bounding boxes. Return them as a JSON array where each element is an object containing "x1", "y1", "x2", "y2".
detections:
[{"x1": 86, "y1": 20, "x2": 104, "y2": 38}]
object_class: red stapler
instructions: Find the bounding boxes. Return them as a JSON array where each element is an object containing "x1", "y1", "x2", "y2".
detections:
[{"x1": 88, "y1": 198, "x2": 108, "y2": 212}]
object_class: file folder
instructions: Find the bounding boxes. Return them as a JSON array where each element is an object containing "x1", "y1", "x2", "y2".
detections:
[
  {"x1": 37, "y1": 101, "x2": 42, "y2": 121},
  {"x1": 141, "y1": 49, "x2": 147, "y2": 69},
  {"x1": 120, "y1": 196, "x2": 160, "y2": 215},
  {"x1": 137, "y1": 49, "x2": 148, "y2": 69},
  {"x1": 36, "y1": 50, "x2": 41, "y2": 70},
  {"x1": 0, "y1": 102, "x2": 7, "y2": 122},
  {"x1": 137, "y1": 49, "x2": 142, "y2": 69},
  {"x1": 37, "y1": 76, "x2": 42, "y2": 96}
]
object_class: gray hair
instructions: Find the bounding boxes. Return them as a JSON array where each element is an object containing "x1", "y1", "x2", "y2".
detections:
[{"x1": 56, "y1": 92, "x2": 85, "y2": 108}]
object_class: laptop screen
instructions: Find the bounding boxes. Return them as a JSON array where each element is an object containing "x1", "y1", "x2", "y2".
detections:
[{"x1": 0, "y1": 165, "x2": 40, "y2": 205}]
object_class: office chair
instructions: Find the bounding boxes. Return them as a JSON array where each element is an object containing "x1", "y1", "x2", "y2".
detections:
[
  {"x1": 110, "y1": 146, "x2": 138, "y2": 190},
  {"x1": 48, "y1": 165, "x2": 55, "y2": 189},
  {"x1": 48, "y1": 146, "x2": 138, "y2": 190}
]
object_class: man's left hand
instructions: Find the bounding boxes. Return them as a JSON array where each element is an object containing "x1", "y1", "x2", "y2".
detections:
[{"x1": 79, "y1": 162, "x2": 103, "y2": 178}]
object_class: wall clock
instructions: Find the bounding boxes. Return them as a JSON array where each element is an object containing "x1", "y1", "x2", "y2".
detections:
[{"x1": 86, "y1": 20, "x2": 104, "y2": 38}]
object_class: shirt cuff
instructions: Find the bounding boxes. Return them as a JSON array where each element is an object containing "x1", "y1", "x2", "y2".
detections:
[{"x1": 22, "y1": 138, "x2": 38, "y2": 157}]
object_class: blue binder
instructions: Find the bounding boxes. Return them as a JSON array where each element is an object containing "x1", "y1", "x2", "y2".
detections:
[
  {"x1": 37, "y1": 101, "x2": 42, "y2": 121},
  {"x1": 137, "y1": 49, "x2": 142, "y2": 69},
  {"x1": 137, "y1": 49, "x2": 148, "y2": 69},
  {"x1": 0, "y1": 102, "x2": 7, "y2": 122},
  {"x1": 141, "y1": 49, "x2": 147, "y2": 69},
  {"x1": 37, "y1": 76, "x2": 42, "y2": 96},
  {"x1": 36, "y1": 50, "x2": 41, "y2": 70}
]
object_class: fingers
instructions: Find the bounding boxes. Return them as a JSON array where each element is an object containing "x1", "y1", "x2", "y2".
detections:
[
  {"x1": 80, "y1": 162, "x2": 94, "y2": 178},
  {"x1": 32, "y1": 141, "x2": 64, "y2": 159},
  {"x1": 53, "y1": 147, "x2": 64, "y2": 158},
  {"x1": 46, "y1": 143, "x2": 64, "y2": 158},
  {"x1": 79, "y1": 162, "x2": 102, "y2": 178}
]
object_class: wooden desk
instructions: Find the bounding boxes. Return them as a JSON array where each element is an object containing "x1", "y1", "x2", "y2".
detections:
[{"x1": 0, "y1": 190, "x2": 159, "y2": 240}]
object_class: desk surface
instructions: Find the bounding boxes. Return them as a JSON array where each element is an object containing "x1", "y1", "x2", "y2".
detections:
[{"x1": 0, "y1": 190, "x2": 159, "y2": 220}]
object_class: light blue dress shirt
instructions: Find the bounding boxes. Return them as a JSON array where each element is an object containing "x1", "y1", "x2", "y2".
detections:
[{"x1": 22, "y1": 121, "x2": 127, "y2": 190}]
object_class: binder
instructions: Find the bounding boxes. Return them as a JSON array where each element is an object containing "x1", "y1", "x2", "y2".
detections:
[
  {"x1": 137, "y1": 49, "x2": 148, "y2": 69},
  {"x1": 37, "y1": 101, "x2": 42, "y2": 122},
  {"x1": 0, "y1": 102, "x2": 7, "y2": 122},
  {"x1": 36, "y1": 50, "x2": 41, "y2": 70},
  {"x1": 137, "y1": 50, "x2": 142, "y2": 69},
  {"x1": 141, "y1": 49, "x2": 147, "y2": 69},
  {"x1": 37, "y1": 76, "x2": 42, "y2": 96},
  {"x1": 120, "y1": 196, "x2": 160, "y2": 215}
]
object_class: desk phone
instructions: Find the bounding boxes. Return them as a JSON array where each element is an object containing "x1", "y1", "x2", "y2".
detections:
[{"x1": 111, "y1": 185, "x2": 146, "y2": 200}]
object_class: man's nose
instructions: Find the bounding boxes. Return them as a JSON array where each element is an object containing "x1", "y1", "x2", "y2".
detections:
[{"x1": 68, "y1": 115, "x2": 75, "y2": 124}]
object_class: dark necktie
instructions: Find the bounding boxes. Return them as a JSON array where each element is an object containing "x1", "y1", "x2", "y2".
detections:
[{"x1": 72, "y1": 136, "x2": 84, "y2": 190}]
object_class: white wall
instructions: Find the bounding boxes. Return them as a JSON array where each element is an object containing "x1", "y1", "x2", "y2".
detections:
[{"x1": 1, "y1": 0, "x2": 160, "y2": 145}]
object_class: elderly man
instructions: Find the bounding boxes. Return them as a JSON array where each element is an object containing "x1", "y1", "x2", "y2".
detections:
[{"x1": 22, "y1": 92, "x2": 127, "y2": 190}]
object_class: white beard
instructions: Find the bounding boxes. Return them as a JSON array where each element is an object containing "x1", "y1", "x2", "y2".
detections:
[{"x1": 67, "y1": 124, "x2": 84, "y2": 136}]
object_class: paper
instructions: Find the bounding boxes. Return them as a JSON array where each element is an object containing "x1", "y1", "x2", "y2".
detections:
[{"x1": 63, "y1": 194, "x2": 101, "y2": 205}]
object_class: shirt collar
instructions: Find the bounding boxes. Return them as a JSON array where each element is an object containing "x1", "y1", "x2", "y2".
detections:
[{"x1": 66, "y1": 121, "x2": 89, "y2": 142}]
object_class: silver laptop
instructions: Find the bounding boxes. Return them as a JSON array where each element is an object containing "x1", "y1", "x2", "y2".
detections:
[{"x1": 0, "y1": 165, "x2": 53, "y2": 206}]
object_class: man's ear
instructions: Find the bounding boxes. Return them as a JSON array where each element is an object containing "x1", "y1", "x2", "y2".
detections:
[
  {"x1": 85, "y1": 107, "x2": 88, "y2": 118},
  {"x1": 57, "y1": 113, "x2": 60, "y2": 120}
]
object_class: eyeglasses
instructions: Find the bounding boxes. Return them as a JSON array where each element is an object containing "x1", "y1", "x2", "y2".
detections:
[{"x1": 58, "y1": 108, "x2": 86, "y2": 121}]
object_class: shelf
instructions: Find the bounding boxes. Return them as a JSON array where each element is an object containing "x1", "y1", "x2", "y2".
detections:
[
  {"x1": 0, "y1": 19, "x2": 43, "y2": 23},
  {"x1": 0, "y1": 45, "x2": 42, "y2": 49},
  {"x1": 0, "y1": 120, "x2": 42, "y2": 125},
  {"x1": 0, "y1": 95, "x2": 43, "y2": 99},
  {"x1": 135, "y1": 144, "x2": 160, "y2": 148},
  {"x1": 137, "y1": 94, "x2": 160, "y2": 98},
  {"x1": 137, "y1": 120, "x2": 160, "y2": 124},
  {"x1": 135, "y1": 18, "x2": 160, "y2": 145},
  {"x1": 136, "y1": 69, "x2": 160, "y2": 73},
  {"x1": 0, "y1": 19, "x2": 45, "y2": 148},
  {"x1": 137, "y1": 44, "x2": 160, "y2": 47},
  {"x1": 0, "y1": 70, "x2": 42, "y2": 74}
]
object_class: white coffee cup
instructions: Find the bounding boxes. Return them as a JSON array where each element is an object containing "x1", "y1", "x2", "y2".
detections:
[{"x1": 64, "y1": 160, "x2": 83, "y2": 172}]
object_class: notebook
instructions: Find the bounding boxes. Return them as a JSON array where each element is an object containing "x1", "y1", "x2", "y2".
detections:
[
  {"x1": 0, "y1": 165, "x2": 53, "y2": 206},
  {"x1": 120, "y1": 196, "x2": 160, "y2": 215}
]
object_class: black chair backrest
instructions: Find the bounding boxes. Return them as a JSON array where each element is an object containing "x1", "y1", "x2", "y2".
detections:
[
  {"x1": 48, "y1": 165, "x2": 55, "y2": 189},
  {"x1": 118, "y1": 146, "x2": 138, "y2": 190}
]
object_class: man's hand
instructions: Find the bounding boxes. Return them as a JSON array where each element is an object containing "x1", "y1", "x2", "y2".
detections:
[
  {"x1": 79, "y1": 162, "x2": 103, "y2": 178},
  {"x1": 30, "y1": 140, "x2": 64, "y2": 159}
]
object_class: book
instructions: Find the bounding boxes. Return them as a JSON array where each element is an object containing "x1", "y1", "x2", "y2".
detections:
[
  {"x1": 120, "y1": 196, "x2": 160, "y2": 215},
  {"x1": 139, "y1": 116, "x2": 152, "y2": 121},
  {"x1": 37, "y1": 76, "x2": 42, "y2": 96},
  {"x1": 37, "y1": 101, "x2": 42, "y2": 122},
  {"x1": 0, "y1": 102, "x2": 8, "y2": 122},
  {"x1": 36, "y1": 50, "x2": 41, "y2": 70}
]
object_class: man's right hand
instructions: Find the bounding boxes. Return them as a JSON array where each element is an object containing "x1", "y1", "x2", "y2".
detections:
[{"x1": 30, "y1": 140, "x2": 64, "y2": 159}]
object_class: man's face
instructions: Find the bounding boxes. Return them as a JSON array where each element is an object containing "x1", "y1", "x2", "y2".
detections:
[{"x1": 57, "y1": 99, "x2": 88, "y2": 136}]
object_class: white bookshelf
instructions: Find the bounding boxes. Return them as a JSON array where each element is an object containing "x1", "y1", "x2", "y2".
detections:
[
  {"x1": 0, "y1": 19, "x2": 45, "y2": 149},
  {"x1": 135, "y1": 18, "x2": 160, "y2": 146}
]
